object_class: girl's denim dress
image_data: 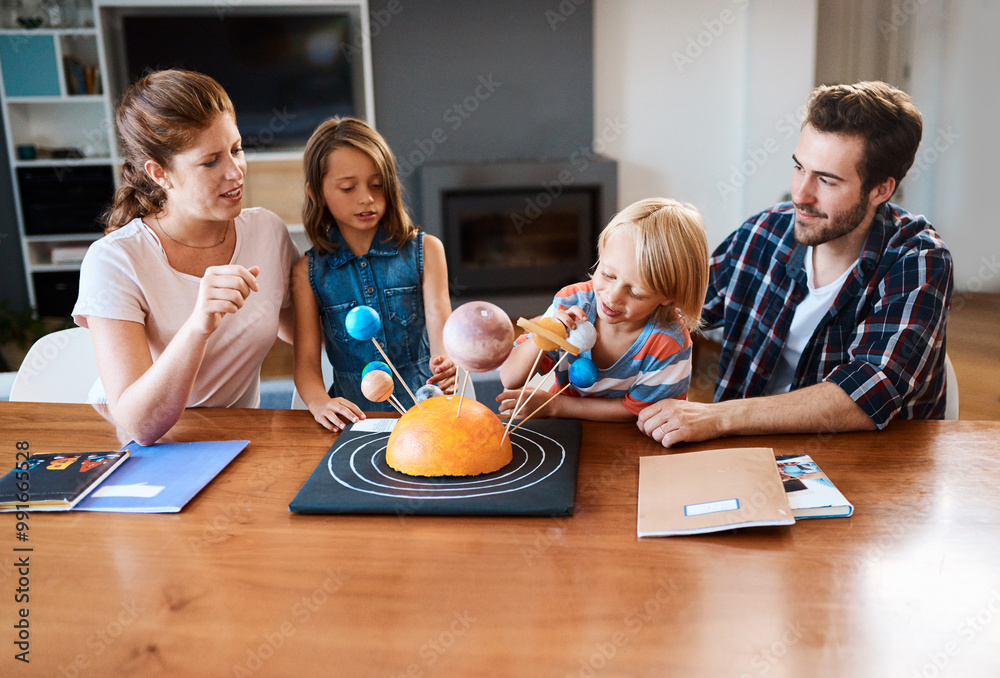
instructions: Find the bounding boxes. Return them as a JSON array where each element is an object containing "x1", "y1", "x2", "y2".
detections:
[{"x1": 307, "y1": 226, "x2": 432, "y2": 411}]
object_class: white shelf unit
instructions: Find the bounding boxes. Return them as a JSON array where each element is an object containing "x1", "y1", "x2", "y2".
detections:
[
  {"x1": 2, "y1": 0, "x2": 375, "y2": 315},
  {"x1": 0, "y1": 14, "x2": 113, "y2": 315}
]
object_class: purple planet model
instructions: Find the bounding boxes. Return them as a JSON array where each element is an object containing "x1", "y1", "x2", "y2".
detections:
[{"x1": 443, "y1": 301, "x2": 515, "y2": 372}]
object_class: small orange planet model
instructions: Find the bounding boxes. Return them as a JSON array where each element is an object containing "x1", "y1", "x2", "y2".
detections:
[{"x1": 387, "y1": 396, "x2": 513, "y2": 477}]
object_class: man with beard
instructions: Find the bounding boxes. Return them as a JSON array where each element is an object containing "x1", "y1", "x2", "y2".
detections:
[{"x1": 638, "y1": 81, "x2": 953, "y2": 447}]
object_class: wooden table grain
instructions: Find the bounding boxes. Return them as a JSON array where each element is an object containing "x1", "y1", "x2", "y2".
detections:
[{"x1": 1, "y1": 402, "x2": 999, "y2": 678}]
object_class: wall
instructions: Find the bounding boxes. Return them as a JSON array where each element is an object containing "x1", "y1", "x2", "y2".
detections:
[
  {"x1": 904, "y1": 0, "x2": 1000, "y2": 294},
  {"x1": 367, "y1": 0, "x2": 594, "y2": 222},
  {"x1": 595, "y1": 0, "x2": 998, "y2": 294},
  {"x1": 593, "y1": 0, "x2": 818, "y2": 252}
]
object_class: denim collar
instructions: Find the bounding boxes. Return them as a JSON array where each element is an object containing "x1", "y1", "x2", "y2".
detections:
[{"x1": 323, "y1": 224, "x2": 400, "y2": 268}]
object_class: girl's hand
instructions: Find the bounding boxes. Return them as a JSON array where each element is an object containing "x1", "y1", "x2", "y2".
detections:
[
  {"x1": 496, "y1": 386, "x2": 560, "y2": 420},
  {"x1": 553, "y1": 305, "x2": 587, "y2": 331},
  {"x1": 309, "y1": 396, "x2": 365, "y2": 432},
  {"x1": 427, "y1": 355, "x2": 457, "y2": 393},
  {"x1": 189, "y1": 265, "x2": 260, "y2": 336}
]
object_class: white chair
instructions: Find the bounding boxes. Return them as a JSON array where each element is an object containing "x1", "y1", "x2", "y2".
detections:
[
  {"x1": 943, "y1": 353, "x2": 959, "y2": 421},
  {"x1": 9, "y1": 328, "x2": 99, "y2": 403}
]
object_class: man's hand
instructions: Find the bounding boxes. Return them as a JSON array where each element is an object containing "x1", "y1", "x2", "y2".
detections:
[{"x1": 636, "y1": 399, "x2": 727, "y2": 448}]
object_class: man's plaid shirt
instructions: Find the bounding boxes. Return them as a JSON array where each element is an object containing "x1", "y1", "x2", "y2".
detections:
[{"x1": 703, "y1": 201, "x2": 953, "y2": 428}]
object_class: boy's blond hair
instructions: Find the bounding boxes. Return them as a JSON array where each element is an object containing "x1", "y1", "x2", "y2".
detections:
[{"x1": 596, "y1": 198, "x2": 709, "y2": 331}]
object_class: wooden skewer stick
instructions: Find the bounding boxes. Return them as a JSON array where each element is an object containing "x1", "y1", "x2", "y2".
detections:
[
  {"x1": 388, "y1": 394, "x2": 407, "y2": 415},
  {"x1": 503, "y1": 348, "x2": 545, "y2": 437},
  {"x1": 500, "y1": 384, "x2": 540, "y2": 445},
  {"x1": 508, "y1": 384, "x2": 572, "y2": 436},
  {"x1": 507, "y1": 351, "x2": 569, "y2": 424},
  {"x1": 455, "y1": 369, "x2": 471, "y2": 418},
  {"x1": 370, "y1": 337, "x2": 422, "y2": 409}
]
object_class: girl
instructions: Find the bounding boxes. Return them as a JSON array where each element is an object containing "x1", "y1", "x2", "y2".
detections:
[
  {"x1": 73, "y1": 69, "x2": 299, "y2": 446},
  {"x1": 292, "y1": 118, "x2": 456, "y2": 431},
  {"x1": 498, "y1": 198, "x2": 709, "y2": 422}
]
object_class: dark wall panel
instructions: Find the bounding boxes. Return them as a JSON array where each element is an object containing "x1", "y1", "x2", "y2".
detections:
[{"x1": 368, "y1": 0, "x2": 593, "y2": 216}]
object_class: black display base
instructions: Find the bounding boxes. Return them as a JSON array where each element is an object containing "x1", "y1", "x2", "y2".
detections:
[{"x1": 289, "y1": 418, "x2": 581, "y2": 517}]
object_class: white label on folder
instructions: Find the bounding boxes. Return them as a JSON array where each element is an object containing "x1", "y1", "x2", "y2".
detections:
[
  {"x1": 685, "y1": 497, "x2": 740, "y2": 517},
  {"x1": 351, "y1": 419, "x2": 397, "y2": 433},
  {"x1": 91, "y1": 482, "x2": 165, "y2": 498}
]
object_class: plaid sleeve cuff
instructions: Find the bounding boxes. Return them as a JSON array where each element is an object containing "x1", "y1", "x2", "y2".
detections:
[{"x1": 824, "y1": 363, "x2": 902, "y2": 430}]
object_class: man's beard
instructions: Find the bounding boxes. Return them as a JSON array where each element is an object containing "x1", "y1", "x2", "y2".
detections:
[{"x1": 793, "y1": 194, "x2": 870, "y2": 247}]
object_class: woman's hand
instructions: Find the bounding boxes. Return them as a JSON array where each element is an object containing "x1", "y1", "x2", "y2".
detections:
[
  {"x1": 188, "y1": 264, "x2": 260, "y2": 336},
  {"x1": 427, "y1": 355, "x2": 458, "y2": 393},
  {"x1": 309, "y1": 396, "x2": 365, "y2": 432}
]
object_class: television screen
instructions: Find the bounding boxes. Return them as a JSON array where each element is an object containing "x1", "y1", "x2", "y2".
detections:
[{"x1": 118, "y1": 11, "x2": 358, "y2": 150}]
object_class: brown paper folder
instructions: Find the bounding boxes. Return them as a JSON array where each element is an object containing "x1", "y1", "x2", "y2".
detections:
[{"x1": 637, "y1": 447, "x2": 795, "y2": 537}]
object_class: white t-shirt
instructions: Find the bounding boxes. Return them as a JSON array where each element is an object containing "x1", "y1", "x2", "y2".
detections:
[
  {"x1": 766, "y1": 246, "x2": 855, "y2": 395},
  {"x1": 72, "y1": 207, "x2": 299, "y2": 408}
]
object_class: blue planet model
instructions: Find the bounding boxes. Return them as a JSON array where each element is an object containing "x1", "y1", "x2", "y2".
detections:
[
  {"x1": 345, "y1": 305, "x2": 381, "y2": 341},
  {"x1": 568, "y1": 357, "x2": 599, "y2": 389},
  {"x1": 362, "y1": 361, "x2": 392, "y2": 377}
]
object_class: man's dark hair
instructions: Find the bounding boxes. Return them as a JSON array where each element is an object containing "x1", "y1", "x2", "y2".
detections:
[{"x1": 805, "y1": 81, "x2": 923, "y2": 197}]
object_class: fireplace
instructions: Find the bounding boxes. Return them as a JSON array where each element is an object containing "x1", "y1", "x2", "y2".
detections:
[{"x1": 419, "y1": 158, "x2": 617, "y2": 314}]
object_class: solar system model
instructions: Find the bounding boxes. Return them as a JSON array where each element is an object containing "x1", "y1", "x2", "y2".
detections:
[{"x1": 345, "y1": 301, "x2": 598, "y2": 477}]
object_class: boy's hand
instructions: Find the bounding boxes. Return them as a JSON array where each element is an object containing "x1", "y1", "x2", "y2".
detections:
[
  {"x1": 553, "y1": 305, "x2": 587, "y2": 331},
  {"x1": 427, "y1": 355, "x2": 457, "y2": 393},
  {"x1": 309, "y1": 397, "x2": 365, "y2": 432},
  {"x1": 496, "y1": 386, "x2": 560, "y2": 420}
]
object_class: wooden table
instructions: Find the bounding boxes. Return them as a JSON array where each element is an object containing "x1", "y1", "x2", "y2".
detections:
[{"x1": 2, "y1": 403, "x2": 999, "y2": 678}]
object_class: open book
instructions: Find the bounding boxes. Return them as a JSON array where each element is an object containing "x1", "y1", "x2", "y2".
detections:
[
  {"x1": 776, "y1": 454, "x2": 854, "y2": 519},
  {"x1": 0, "y1": 451, "x2": 130, "y2": 511}
]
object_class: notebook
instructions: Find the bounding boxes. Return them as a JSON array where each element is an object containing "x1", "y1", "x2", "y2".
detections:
[{"x1": 637, "y1": 447, "x2": 795, "y2": 537}]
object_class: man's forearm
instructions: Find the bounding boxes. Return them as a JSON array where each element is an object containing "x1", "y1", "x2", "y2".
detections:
[{"x1": 714, "y1": 381, "x2": 876, "y2": 437}]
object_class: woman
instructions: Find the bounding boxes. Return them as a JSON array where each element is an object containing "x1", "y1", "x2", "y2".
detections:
[{"x1": 73, "y1": 69, "x2": 298, "y2": 445}]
